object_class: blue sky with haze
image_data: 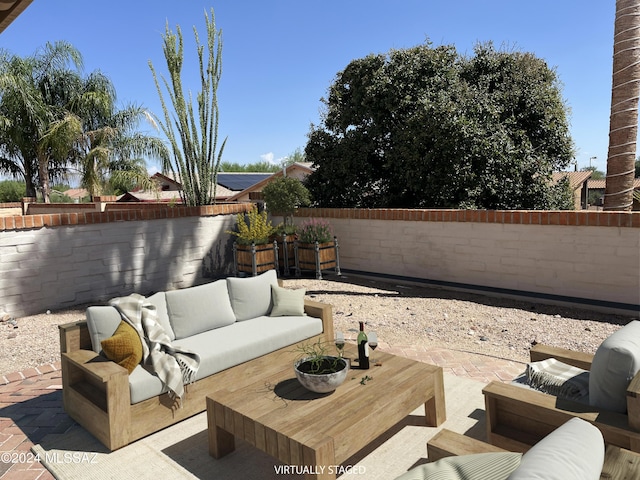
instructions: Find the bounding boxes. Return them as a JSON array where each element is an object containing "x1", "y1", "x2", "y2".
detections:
[{"x1": 1, "y1": 1, "x2": 620, "y2": 174}]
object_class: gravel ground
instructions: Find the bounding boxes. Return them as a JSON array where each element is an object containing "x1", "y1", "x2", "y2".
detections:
[{"x1": 1, "y1": 274, "x2": 635, "y2": 377}]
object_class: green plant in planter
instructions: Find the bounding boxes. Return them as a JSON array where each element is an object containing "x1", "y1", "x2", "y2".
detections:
[
  {"x1": 226, "y1": 206, "x2": 279, "y2": 245},
  {"x1": 298, "y1": 218, "x2": 334, "y2": 243},
  {"x1": 294, "y1": 338, "x2": 344, "y2": 374},
  {"x1": 262, "y1": 177, "x2": 311, "y2": 232}
]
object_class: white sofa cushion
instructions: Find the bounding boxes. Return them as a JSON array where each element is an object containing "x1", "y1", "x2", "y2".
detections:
[
  {"x1": 394, "y1": 452, "x2": 522, "y2": 480},
  {"x1": 86, "y1": 306, "x2": 122, "y2": 353},
  {"x1": 87, "y1": 295, "x2": 176, "y2": 350},
  {"x1": 227, "y1": 269, "x2": 278, "y2": 321},
  {"x1": 589, "y1": 320, "x2": 640, "y2": 413},
  {"x1": 165, "y1": 279, "x2": 236, "y2": 340},
  {"x1": 146, "y1": 292, "x2": 175, "y2": 341},
  {"x1": 508, "y1": 417, "x2": 604, "y2": 480},
  {"x1": 128, "y1": 314, "x2": 323, "y2": 404}
]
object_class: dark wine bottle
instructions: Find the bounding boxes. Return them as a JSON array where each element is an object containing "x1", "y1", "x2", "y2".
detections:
[{"x1": 357, "y1": 321, "x2": 369, "y2": 369}]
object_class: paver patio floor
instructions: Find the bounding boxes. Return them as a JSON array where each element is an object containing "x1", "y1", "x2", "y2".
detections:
[{"x1": 0, "y1": 345, "x2": 524, "y2": 480}]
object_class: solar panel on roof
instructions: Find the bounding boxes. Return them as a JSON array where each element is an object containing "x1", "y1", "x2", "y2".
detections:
[{"x1": 216, "y1": 173, "x2": 272, "y2": 191}]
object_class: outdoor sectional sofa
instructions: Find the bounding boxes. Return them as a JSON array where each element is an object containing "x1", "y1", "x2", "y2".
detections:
[{"x1": 58, "y1": 270, "x2": 333, "y2": 451}]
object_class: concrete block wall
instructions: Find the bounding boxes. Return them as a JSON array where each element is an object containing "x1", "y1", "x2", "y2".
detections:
[
  {"x1": 2, "y1": 204, "x2": 638, "y2": 317},
  {"x1": 294, "y1": 208, "x2": 640, "y2": 313},
  {"x1": 0, "y1": 204, "x2": 249, "y2": 317}
]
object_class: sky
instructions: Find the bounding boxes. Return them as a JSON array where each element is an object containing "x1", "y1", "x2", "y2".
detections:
[{"x1": 0, "y1": 0, "x2": 623, "y2": 175}]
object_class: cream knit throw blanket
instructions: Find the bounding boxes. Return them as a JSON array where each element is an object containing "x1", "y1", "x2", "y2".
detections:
[
  {"x1": 109, "y1": 293, "x2": 200, "y2": 405},
  {"x1": 525, "y1": 358, "x2": 589, "y2": 400}
]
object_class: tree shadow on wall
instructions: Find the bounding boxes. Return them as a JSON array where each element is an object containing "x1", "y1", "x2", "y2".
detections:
[{"x1": 33, "y1": 213, "x2": 237, "y2": 313}]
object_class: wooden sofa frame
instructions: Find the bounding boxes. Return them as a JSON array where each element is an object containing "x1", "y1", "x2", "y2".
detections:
[
  {"x1": 427, "y1": 428, "x2": 640, "y2": 479},
  {"x1": 483, "y1": 343, "x2": 640, "y2": 453},
  {"x1": 59, "y1": 299, "x2": 333, "y2": 451}
]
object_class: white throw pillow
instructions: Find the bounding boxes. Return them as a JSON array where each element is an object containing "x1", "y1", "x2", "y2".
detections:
[{"x1": 270, "y1": 284, "x2": 306, "y2": 316}]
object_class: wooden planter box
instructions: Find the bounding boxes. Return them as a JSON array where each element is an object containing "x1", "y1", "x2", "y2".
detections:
[
  {"x1": 294, "y1": 237, "x2": 341, "y2": 280},
  {"x1": 233, "y1": 242, "x2": 278, "y2": 277}
]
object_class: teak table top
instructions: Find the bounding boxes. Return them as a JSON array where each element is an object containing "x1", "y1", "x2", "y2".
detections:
[{"x1": 206, "y1": 343, "x2": 446, "y2": 480}]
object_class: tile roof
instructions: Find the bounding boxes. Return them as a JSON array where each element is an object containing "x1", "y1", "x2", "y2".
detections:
[
  {"x1": 588, "y1": 178, "x2": 640, "y2": 189},
  {"x1": 551, "y1": 171, "x2": 592, "y2": 190}
]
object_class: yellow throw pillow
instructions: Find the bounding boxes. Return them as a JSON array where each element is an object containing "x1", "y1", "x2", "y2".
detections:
[{"x1": 101, "y1": 321, "x2": 143, "y2": 374}]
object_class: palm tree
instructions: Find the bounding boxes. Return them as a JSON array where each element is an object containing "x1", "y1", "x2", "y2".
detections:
[
  {"x1": 0, "y1": 41, "x2": 83, "y2": 200},
  {"x1": 45, "y1": 72, "x2": 170, "y2": 199},
  {"x1": 604, "y1": 0, "x2": 640, "y2": 211},
  {"x1": 0, "y1": 42, "x2": 169, "y2": 201}
]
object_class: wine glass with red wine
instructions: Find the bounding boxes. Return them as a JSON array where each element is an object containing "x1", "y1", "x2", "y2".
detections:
[{"x1": 368, "y1": 331, "x2": 378, "y2": 363}]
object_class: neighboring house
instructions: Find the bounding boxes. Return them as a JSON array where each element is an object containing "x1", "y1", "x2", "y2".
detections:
[
  {"x1": 116, "y1": 165, "x2": 315, "y2": 204},
  {"x1": 64, "y1": 188, "x2": 89, "y2": 202},
  {"x1": 588, "y1": 178, "x2": 640, "y2": 210},
  {"x1": 552, "y1": 171, "x2": 592, "y2": 210},
  {"x1": 117, "y1": 172, "x2": 235, "y2": 202},
  {"x1": 226, "y1": 163, "x2": 315, "y2": 203}
]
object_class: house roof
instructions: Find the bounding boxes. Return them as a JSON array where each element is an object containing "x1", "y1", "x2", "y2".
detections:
[
  {"x1": 118, "y1": 183, "x2": 235, "y2": 202},
  {"x1": 588, "y1": 178, "x2": 640, "y2": 190},
  {"x1": 65, "y1": 188, "x2": 88, "y2": 199},
  {"x1": 551, "y1": 171, "x2": 592, "y2": 191},
  {"x1": 216, "y1": 173, "x2": 273, "y2": 191},
  {"x1": 0, "y1": 0, "x2": 33, "y2": 33},
  {"x1": 226, "y1": 163, "x2": 315, "y2": 202}
]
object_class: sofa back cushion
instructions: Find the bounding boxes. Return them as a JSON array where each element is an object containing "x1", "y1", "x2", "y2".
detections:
[
  {"x1": 508, "y1": 417, "x2": 604, "y2": 480},
  {"x1": 86, "y1": 306, "x2": 122, "y2": 353},
  {"x1": 146, "y1": 292, "x2": 175, "y2": 341},
  {"x1": 227, "y1": 269, "x2": 278, "y2": 321},
  {"x1": 165, "y1": 280, "x2": 236, "y2": 339},
  {"x1": 589, "y1": 320, "x2": 640, "y2": 413}
]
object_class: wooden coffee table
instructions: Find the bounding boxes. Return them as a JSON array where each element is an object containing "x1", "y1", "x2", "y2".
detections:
[{"x1": 206, "y1": 343, "x2": 446, "y2": 479}]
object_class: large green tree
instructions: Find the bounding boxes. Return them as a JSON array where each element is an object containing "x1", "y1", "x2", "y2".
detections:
[
  {"x1": 149, "y1": 8, "x2": 227, "y2": 206},
  {"x1": 305, "y1": 42, "x2": 574, "y2": 209}
]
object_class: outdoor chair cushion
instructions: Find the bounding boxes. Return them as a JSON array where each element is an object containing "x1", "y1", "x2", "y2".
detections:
[
  {"x1": 394, "y1": 452, "x2": 522, "y2": 480},
  {"x1": 100, "y1": 321, "x2": 143, "y2": 374},
  {"x1": 165, "y1": 279, "x2": 236, "y2": 339},
  {"x1": 227, "y1": 269, "x2": 278, "y2": 321},
  {"x1": 508, "y1": 417, "x2": 604, "y2": 480},
  {"x1": 270, "y1": 284, "x2": 306, "y2": 316},
  {"x1": 589, "y1": 320, "x2": 640, "y2": 413}
]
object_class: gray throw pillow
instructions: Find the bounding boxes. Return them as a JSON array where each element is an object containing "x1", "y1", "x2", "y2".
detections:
[
  {"x1": 270, "y1": 284, "x2": 306, "y2": 316},
  {"x1": 165, "y1": 280, "x2": 236, "y2": 339},
  {"x1": 227, "y1": 269, "x2": 278, "y2": 321},
  {"x1": 589, "y1": 320, "x2": 640, "y2": 413}
]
